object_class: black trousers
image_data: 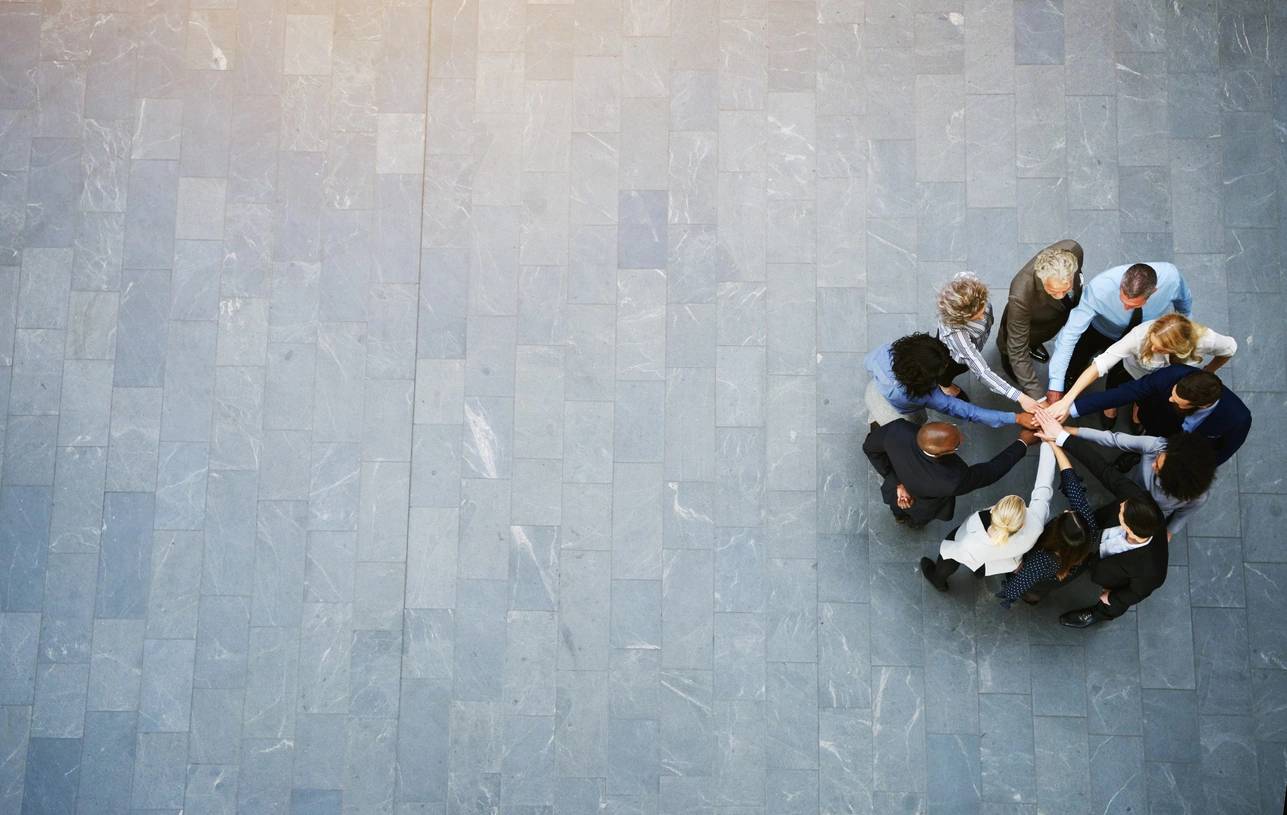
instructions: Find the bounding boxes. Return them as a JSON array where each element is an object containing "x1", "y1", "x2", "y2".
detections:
[
  {"x1": 928, "y1": 522, "x2": 985, "y2": 585},
  {"x1": 1060, "y1": 325, "x2": 1132, "y2": 394}
]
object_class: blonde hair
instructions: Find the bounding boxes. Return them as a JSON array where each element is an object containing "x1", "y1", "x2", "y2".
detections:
[
  {"x1": 1033, "y1": 247, "x2": 1078, "y2": 285},
  {"x1": 987, "y1": 495, "x2": 1027, "y2": 545},
  {"x1": 1142, "y1": 313, "x2": 1206, "y2": 365},
  {"x1": 936, "y1": 272, "x2": 990, "y2": 328}
]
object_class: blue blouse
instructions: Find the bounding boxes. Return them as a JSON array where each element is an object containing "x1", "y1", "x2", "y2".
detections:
[{"x1": 997, "y1": 468, "x2": 1098, "y2": 608}]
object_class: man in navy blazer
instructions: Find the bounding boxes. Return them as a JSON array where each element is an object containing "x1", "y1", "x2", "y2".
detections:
[{"x1": 1068, "y1": 365, "x2": 1250, "y2": 466}]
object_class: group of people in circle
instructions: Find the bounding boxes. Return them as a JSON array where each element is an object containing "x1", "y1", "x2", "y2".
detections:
[{"x1": 860, "y1": 242, "x2": 1249, "y2": 628}]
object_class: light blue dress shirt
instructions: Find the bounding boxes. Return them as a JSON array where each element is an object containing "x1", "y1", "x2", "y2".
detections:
[
  {"x1": 1182, "y1": 400, "x2": 1219, "y2": 432},
  {"x1": 864, "y1": 344, "x2": 1017, "y2": 428},
  {"x1": 1048, "y1": 262, "x2": 1193, "y2": 390}
]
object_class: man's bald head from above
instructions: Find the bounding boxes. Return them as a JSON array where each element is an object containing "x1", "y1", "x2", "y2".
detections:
[{"x1": 916, "y1": 422, "x2": 962, "y2": 457}]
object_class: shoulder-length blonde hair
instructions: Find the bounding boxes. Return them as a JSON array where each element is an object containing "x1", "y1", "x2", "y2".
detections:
[
  {"x1": 987, "y1": 495, "x2": 1027, "y2": 545},
  {"x1": 937, "y1": 272, "x2": 990, "y2": 329},
  {"x1": 1141, "y1": 313, "x2": 1207, "y2": 364}
]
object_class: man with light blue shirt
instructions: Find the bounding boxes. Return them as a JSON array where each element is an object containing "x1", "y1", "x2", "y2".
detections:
[
  {"x1": 864, "y1": 334, "x2": 1037, "y2": 429},
  {"x1": 1045, "y1": 262, "x2": 1193, "y2": 406}
]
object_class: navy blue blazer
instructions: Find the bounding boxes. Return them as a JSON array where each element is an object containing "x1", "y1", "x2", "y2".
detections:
[{"x1": 1073, "y1": 364, "x2": 1251, "y2": 465}]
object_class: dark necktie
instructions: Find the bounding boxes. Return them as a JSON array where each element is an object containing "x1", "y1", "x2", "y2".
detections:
[{"x1": 1126, "y1": 306, "x2": 1143, "y2": 334}]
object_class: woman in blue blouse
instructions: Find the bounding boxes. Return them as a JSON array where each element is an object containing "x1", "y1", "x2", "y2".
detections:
[{"x1": 997, "y1": 440, "x2": 1097, "y2": 608}]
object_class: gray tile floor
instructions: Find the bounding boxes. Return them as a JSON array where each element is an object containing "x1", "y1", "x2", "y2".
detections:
[{"x1": 1, "y1": 0, "x2": 1286, "y2": 812}]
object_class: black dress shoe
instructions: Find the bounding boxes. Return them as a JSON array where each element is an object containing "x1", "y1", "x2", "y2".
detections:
[
  {"x1": 954, "y1": 387, "x2": 971, "y2": 403},
  {"x1": 1059, "y1": 608, "x2": 1099, "y2": 628},
  {"x1": 919, "y1": 557, "x2": 949, "y2": 592},
  {"x1": 1098, "y1": 411, "x2": 1117, "y2": 430},
  {"x1": 1021, "y1": 591, "x2": 1042, "y2": 605},
  {"x1": 1114, "y1": 452, "x2": 1141, "y2": 473},
  {"x1": 1030, "y1": 345, "x2": 1050, "y2": 363}
]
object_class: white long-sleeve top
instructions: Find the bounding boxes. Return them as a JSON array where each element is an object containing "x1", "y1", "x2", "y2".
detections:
[
  {"x1": 937, "y1": 443, "x2": 1056, "y2": 575},
  {"x1": 1092, "y1": 319, "x2": 1238, "y2": 380}
]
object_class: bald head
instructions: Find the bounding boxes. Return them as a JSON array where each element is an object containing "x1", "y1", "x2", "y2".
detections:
[{"x1": 916, "y1": 422, "x2": 961, "y2": 457}]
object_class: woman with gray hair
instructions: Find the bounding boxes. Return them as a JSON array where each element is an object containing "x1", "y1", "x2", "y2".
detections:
[{"x1": 935, "y1": 272, "x2": 1045, "y2": 414}]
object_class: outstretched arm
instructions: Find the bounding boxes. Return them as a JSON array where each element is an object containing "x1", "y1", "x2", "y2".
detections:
[
  {"x1": 923, "y1": 387, "x2": 1018, "y2": 428},
  {"x1": 1064, "y1": 426, "x2": 1167, "y2": 457},
  {"x1": 1070, "y1": 369, "x2": 1167, "y2": 418},
  {"x1": 1047, "y1": 299, "x2": 1096, "y2": 392},
  {"x1": 941, "y1": 325, "x2": 1024, "y2": 403},
  {"x1": 1063, "y1": 435, "x2": 1150, "y2": 502},
  {"x1": 955, "y1": 439, "x2": 1029, "y2": 496}
]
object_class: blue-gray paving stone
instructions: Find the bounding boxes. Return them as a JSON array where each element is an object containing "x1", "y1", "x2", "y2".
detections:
[
  {"x1": 138, "y1": 638, "x2": 195, "y2": 733},
  {"x1": 78, "y1": 711, "x2": 136, "y2": 812},
  {"x1": 1189, "y1": 537, "x2": 1247, "y2": 608},
  {"x1": 1248, "y1": 563, "x2": 1287, "y2": 669},
  {"x1": 1138, "y1": 565, "x2": 1197, "y2": 689},
  {"x1": 764, "y1": 558, "x2": 817, "y2": 663},
  {"x1": 500, "y1": 714, "x2": 557, "y2": 806},
  {"x1": 617, "y1": 190, "x2": 668, "y2": 269},
  {"x1": 608, "y1": 648, "x2": 660, "y2": 722},
  {"x1": 194, "y1": 595, "x2": 250, "y2": 690},
  {"x1": 1142, "y1": 688, "x2": 1200, "y2": 763},
  {"x1": 765, "y1": 661, "x2": 819, "y2": 771},
  {"x1": 980, "y1": 694, "x2": 1036, "y2": 806},
  {"x1": 350, "y1": 629, "x2": 403, "y2": 718},
  {"x1": 1084, "y1": 614, "x2": 1144, "y2": 736},
  {"x1": 872, "y1": 666, "x2": 927, "y2": 794},
  {"x1": 239, "y1": 737, "x2": 296, "y2": 814},
  {"x1": 3, "y1": 415, "x2": 58, "y2": 488},
  {"x1": 1194, "y1": 607, "x2": 1251, "y2": 716},
  {"x1": 94, "y1": 489, "x2": 153, "y2": 615},
  {"x1": 35, "y1": 552, "x2": 95, "y2": 664},
  {"x1": 21, "y1": 737, "x2": 81, "y2": 815},
  {"x1": 396, "y1": 679, "x2": 450, "y2": 802},
  {"x1": 713, "y1": 613, "x2": 765, "y2": 702},
  {"x1": 131, "y1": 730, "x2": 188, "y2": 809},
  {"x1": 31, "y1": 663, "x2": 88, "y2": 739},
  {"x1": 659, "y1": 670, "x2": 716, "y2": 778},
  {"x1": 1199, "y1": 714, "x2": 1260, "y2": 814},
  {"x1": 1146, "y1": 760, "x2": 1204, "y2": 814},
  {"x1": 499, "y1": 610, "x2": 555, "y2": 710},
  {"x1": 606, "y1": 718, "x2": 659, "y2": 797},
  {"x1": 1252, "y1": 669, "x2": 1287, "y2": 744},
  {"x1": 189, "y1": 688, "x2": 244, "y2": 765},
  {"x1": 293, "y1": 788, "x2": 342, "y2": 815},
  {"x1": 763, "y1": 490, "x2": 816, "y2": 559},
  {"x1": 1087, "y1": 734, "x2": 1147, "y2": 815},
  {"x1": 554, "y1": 670, "x2": 609, "y2": 778},
  {"x1": 926, "y1": 734, "x2": 982, "y2": 814},
  {"x1": 818, "y1": 602, "x2": 870, "y2": 709},
  {"x1": 1033, "y1": 716, "x2": 1089, "y2": 815},
  {"x1": 869, "y1": 562, "x2": 924, "y2": 667},
  {"x1": 86, "y1": 618, "x2": 144, "y2": 712},
  {"x1": 1029, "y1": 645, "x2": 1087, "y2": 717},
  {"x1": 0, "y1": 488, "x2": 51, "y2": 613}
]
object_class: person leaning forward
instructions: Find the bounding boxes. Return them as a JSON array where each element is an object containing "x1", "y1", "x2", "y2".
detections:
[
  {"x1": 1054, "y1": 430, "x2": 1169, "y2": 628},
  {"x1": 997, "y1": 240, "x2": 1085, "y2": 401},
  {"x1": 862, "y1": 419, "x2": 1038, "y2": 529}
]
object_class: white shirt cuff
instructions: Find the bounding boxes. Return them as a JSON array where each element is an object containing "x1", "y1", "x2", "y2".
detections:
[
  {"x1": 1069, "y1": 404, "x2": 1079, "y2": 419},
  {"x1": 1055, "y1": 430, "x2": 1071, "y2": 447}
]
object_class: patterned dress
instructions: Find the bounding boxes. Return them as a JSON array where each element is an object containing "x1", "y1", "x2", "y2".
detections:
[{"x1": 997, "y1": 467, "x2": 1098, "y2": 608}]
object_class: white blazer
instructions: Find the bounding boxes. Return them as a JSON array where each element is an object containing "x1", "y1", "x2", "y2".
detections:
[{"x1": 937, "y1": 444, "x2": 1056, "y2": 575}]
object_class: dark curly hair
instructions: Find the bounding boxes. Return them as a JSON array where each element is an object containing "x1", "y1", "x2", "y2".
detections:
[
  {"x1": 1157, "y1": 433, "x2": 1217, "y2": 502},
  {"x1": 1122, "y1": 495, "x2": 1167, "y2": 541},
  {"x1": 889, "y1": 333, "x2": 952, "y2": 398}
]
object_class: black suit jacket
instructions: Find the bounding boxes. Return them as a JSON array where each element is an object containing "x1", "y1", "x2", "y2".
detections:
[
  {"x1": 1064, "y1": 436, "x2": 1168, "y2": 618},
  {"x1": 1072, "y1": 363, "x2": 1251, "y2": 465},
  {"x1": 862, "y1": 420, "x2": 1028, "y2": 525}
]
